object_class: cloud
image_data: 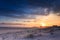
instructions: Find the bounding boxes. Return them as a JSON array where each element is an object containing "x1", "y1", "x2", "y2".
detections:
[
  {"x1": 28, "y1": 0, "x2": 60, "y2": 13},
  {"x1": 0, "y1": 0, "x2": 60, "y2": 19}
]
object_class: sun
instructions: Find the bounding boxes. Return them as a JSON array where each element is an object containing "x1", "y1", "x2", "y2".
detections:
[{"x1": 40, "y1": 22, "x2": 46, "y2": 26}]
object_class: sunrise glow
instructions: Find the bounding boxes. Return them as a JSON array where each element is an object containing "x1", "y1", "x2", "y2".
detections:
[
  {"x1": 40, "y1": 22, "x2": 46, "y2": 26},
  {"x1": 0, "y1": 13, "x2": 60, "y2": 28}
]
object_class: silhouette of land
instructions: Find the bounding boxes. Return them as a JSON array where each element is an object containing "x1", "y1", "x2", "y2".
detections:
[{"x1": 0, "y1": 25, "x2": 60, "y2": 30}]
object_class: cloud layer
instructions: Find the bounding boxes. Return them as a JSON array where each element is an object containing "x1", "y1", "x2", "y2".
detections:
[{"x1": 0, "y1": 0, "x2": 60, "y2": 19}]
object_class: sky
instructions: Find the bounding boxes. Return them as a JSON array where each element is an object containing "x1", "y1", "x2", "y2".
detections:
[{"x1": 0, "y1": 0, "x2": 60, "y2": 27}]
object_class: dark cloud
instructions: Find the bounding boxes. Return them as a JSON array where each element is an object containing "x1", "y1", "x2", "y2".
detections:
[
  {"x1": 28, "y1": 0, "x2": 60, "y2": 13},
  {"x1": 0, "y1": 0, "x2": 29, "y2": 18},
  {"x1": 28, "y1": 0, "x2": 53, "y2": 8},
  {"x1": 0, "y1": 0, "x2": 60, "y2": 19}
]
